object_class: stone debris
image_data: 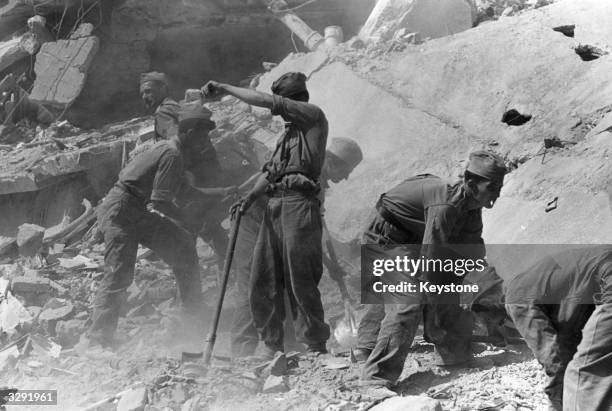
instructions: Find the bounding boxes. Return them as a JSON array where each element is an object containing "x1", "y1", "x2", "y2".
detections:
[
  {"x1": 16, "y1": 224, "x2": 45, "y2": 257},
  {"x1": 38, "y1": 298, "x2": 73, "y2": 322},
  {"x1": 263, "y1": 375, "x2": 290, "y2": 394},
  {"x1": 116, "y1": 386, "x2": 148, "y2": 411},
  {"x1": 0, "y1": 291, "x2": 32, "y2": 335},
  {"x1": 371, "y1": 396, "x2": 442, "y2": 411},
  {"x1": 359, "y1": 0, "x2": 473, "y2": 43},
  {"x1": 30, "y1": 24, "x2": 100, "y2": 109}
]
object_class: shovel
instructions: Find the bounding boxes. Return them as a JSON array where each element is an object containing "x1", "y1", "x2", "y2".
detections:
[
  {"x1": 203, "y1": 208, "x2": 242, "y2": 365},
  {"x1": 322, "y1": 223, "x2": 358, "y2": 349}
]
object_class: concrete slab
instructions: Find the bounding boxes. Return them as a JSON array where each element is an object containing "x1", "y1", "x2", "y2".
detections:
[{"x1": 30, "y1": 34, "x2": 99, "y2": 108}]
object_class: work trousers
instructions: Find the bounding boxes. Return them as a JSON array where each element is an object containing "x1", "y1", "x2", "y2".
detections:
[
  {"x1": 563, "y1": 303, "x2": 612, "y2": 411},
  {"x1": 249, "y1": 193, "x2": 330, "y2": 351},
  {"x1": 358, "y1": 215, "x2": 473, "y2": 386},
  {"x1": 230, "y1": 203, "x2": 265, "y2": 357},
  {"x1": 89, "y1": 187, "x2": 203, "y2": 338},
  {"x1": 507, "y1": 303, "x2": 593, "y2": 408}
]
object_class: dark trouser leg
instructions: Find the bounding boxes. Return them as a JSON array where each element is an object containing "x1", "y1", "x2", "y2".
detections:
[
  {"x1": 360, "y1": 303, "x2": 422, "y2": 387},
  {"x1": 564, "y1": 304, "x2": 612, "y2": 411},
  {"x1": 199, "y1": 217, "x2": 228, "y2": 267},
  {"x1": 507, "y1": 304, "x2": 579, "y2": 408},
  {"x1": 282, "y1": 195, "x2": 330, "y2": 347},
  {"x1": 90, "y1": 199, "x2": 138, "y2": 340},
  {"x1": 357, "y1": 304, "x2": 386, "y2": 351},
  {"x1": 250, "y1": 198, "x2": 285, "y2": 351},
  {"x1": 423, "y1": 302, "x2": 474, "y2": 365},
  {"x1": 230, "y1": 209, "x2": 262, "y2": 357},
  {"x1": 140, "y1": 213, "x2": 203, "y2": 318}
]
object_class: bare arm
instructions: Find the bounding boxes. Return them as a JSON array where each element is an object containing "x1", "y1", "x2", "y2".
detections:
[{"x1": 202, "y1": 81, "x2": 273, "y2": 109}]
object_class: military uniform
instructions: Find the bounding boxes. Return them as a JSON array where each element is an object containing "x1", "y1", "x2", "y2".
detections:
[
  {"x1": 249, "y1": 93, "x2": 330, "y2": 353},
  {"x1": 148, "y1": 90, "x2": 229, "y2": 264},
  {"x1": 359, "y1": 174, "x2": 485, "y2": 386},
  {"x1": 89, "y1": 140, "x2": 203, "y2": 342},
  {"x1": 505, "y1": 246, "x2": 612, "y2": 410}
]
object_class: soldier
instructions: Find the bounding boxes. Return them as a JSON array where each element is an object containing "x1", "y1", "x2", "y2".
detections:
[
  {"x1": 230, "y1": 137, "x2": 363, "y2": 357},
  {"x1": 202, "y1": 71, "x2": 330, "y2": 356},
  {"x1": 81, "y1": 104, "x2": 215, "y2": 348},
  {"x1": 356, "y1": 151, "x2": 506, "y2": 398},
  {"x1": 139, "y1": 71, "x2": 179, "y2": 143},
  {"x1": 139, "y1": 72, "x2": 234, "y2": 267},
  {"x1": 504, "y1": 246, "x2": 612, "y2": 411}
]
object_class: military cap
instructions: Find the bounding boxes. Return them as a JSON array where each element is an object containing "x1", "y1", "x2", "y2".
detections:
[
  {"x1": 140, "y1": 71, "x2": 168, "y2": 87},
  {"x1": 271, "y1": 72, "x2": 308, "y2": 98},
  {"x1": 466, "y1": 150, "x2": 507, "y2": 184}
]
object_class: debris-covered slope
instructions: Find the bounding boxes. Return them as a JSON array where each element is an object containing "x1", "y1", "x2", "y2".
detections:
[{"x1": 255, "y1": 0, "x2": 612, "y2": 261}]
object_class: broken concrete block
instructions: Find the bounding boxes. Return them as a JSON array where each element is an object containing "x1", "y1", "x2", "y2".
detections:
[
  {"x1": 264, "y1": 352, "x2": 288, "y2": 376},
  {"x1": 0, "y1": 236, "x2": 17, "y2": 257},
  {"x1": 117, "y1": 387, "x2": 147, "y2": 411},
  {"x1": 70, "y1": 23, "x2": 94, "y2": 39},
  {"x1": 0, "y1": 291, "x2": 33, "y2": 334},
  {"x1": 371, "y1": 396, "x2": 442, "y2": 411},
  {"x1": 262, "y1": 375, "x2": 289, "y2": 394},
  {"x1": 39, "y1": 298, "x2": 74, "y2": 321},
  {"x1": 30, "y1": 35, "x2": 99, "y2": 109},
  {"x1": 359, "y1": 0, "x2": 473, "y2": 42},
  {"x1": 16, "y1": 224, "x2": 45, "y2": 257},
  {"x1": 56, "y1": 319, "x2": 86, "y2": 347},
  {"x1": 11, "y1": 276, "x2": 51, "y2": 294}
]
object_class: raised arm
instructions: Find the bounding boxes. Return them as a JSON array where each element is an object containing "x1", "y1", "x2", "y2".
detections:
[{"x1": 202, "y1": 81, "x2": 273, "y2": 109}]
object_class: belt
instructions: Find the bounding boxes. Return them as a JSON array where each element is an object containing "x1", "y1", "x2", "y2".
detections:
[
  {"x1": 267, "y1": 188, "x2": 317, "y2": 198},
  {"x1": 375, "y1": 196, "x2": 421, "y2": 243},
  {"x1": 115, "y1": 182, "x2": 147, "y2": 206}
]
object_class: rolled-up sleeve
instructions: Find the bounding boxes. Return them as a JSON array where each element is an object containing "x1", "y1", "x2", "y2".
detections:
[
  {"x1": 151, "y1": 152, "x2": 184, "y2": 202},
  {"x1": 271, "y1": 94, "x2": 322, "y2": 126}
]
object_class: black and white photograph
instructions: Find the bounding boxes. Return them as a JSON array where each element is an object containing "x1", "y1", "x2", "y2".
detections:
[{"x1": 1, "y1": 0, "x2": 611, "y2": 410}]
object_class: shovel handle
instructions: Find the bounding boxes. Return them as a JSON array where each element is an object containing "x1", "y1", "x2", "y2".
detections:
[{"x1": 203, "y1": 211, "x2": 242, "y2": 365}]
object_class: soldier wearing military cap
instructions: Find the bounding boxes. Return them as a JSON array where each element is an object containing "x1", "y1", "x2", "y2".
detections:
[
  {"x1": 82, "y1": 104, "x2": 222, "y2": 349},
  {"x1": 230, "y1": 136, "x2": 364, "y2": 358},
  {"x1": 140, "y1": 71, "x2": 180, "y2": 143},
  {"x1": 356, "y1": 150, "x2": 507, "y2": 399},
  {"x1": 202, "y1": 72, "x2": 332, "y2": 356}
]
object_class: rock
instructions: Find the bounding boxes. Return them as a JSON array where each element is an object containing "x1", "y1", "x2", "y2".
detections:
[
  {"x1": 265, "y1": 352, "x2": 287, "y2": 376},
  {"x1": 56, "y1": 319, "x2": 86, "y2": 347},
  {"x1": 117, "y1": 387, "x2": 147, "y2": 411},
  {"x1": 370, "y1": 395, "x2": 442, "y2": 411},
  {"x1": 11, "y1": 276, "x2": 51, "y2": 294},
  {"x1": 262, "y1": 375, "x2": 289, "y2": 394},
  {"x1": 501, "y1": 6, "x2": 514, "y2": 17},
  {"x1": 0, "y1": 236, "x2": 17, "y2": 257},
  {"x1": 39, "y1": 298, "x2": 74, "y2": 321},
  {"x1": 347, "y1": 36, "x2": 366, "y2": 49},
  {"x1": 0, "y1": 291, "x2": 33, "y2": 334},
  {"x1": 16, "y1": 224, "x2": 45, "y2": 257},
  {"x1": 30, "y1": 34, "x2": 100, "y2": 109},
  {"x1": 359, "y1": 0, "x2": 473, "y2": 42},
  {"x1": 70, "y1": 23, "x2": 95, "y2": 39}
]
